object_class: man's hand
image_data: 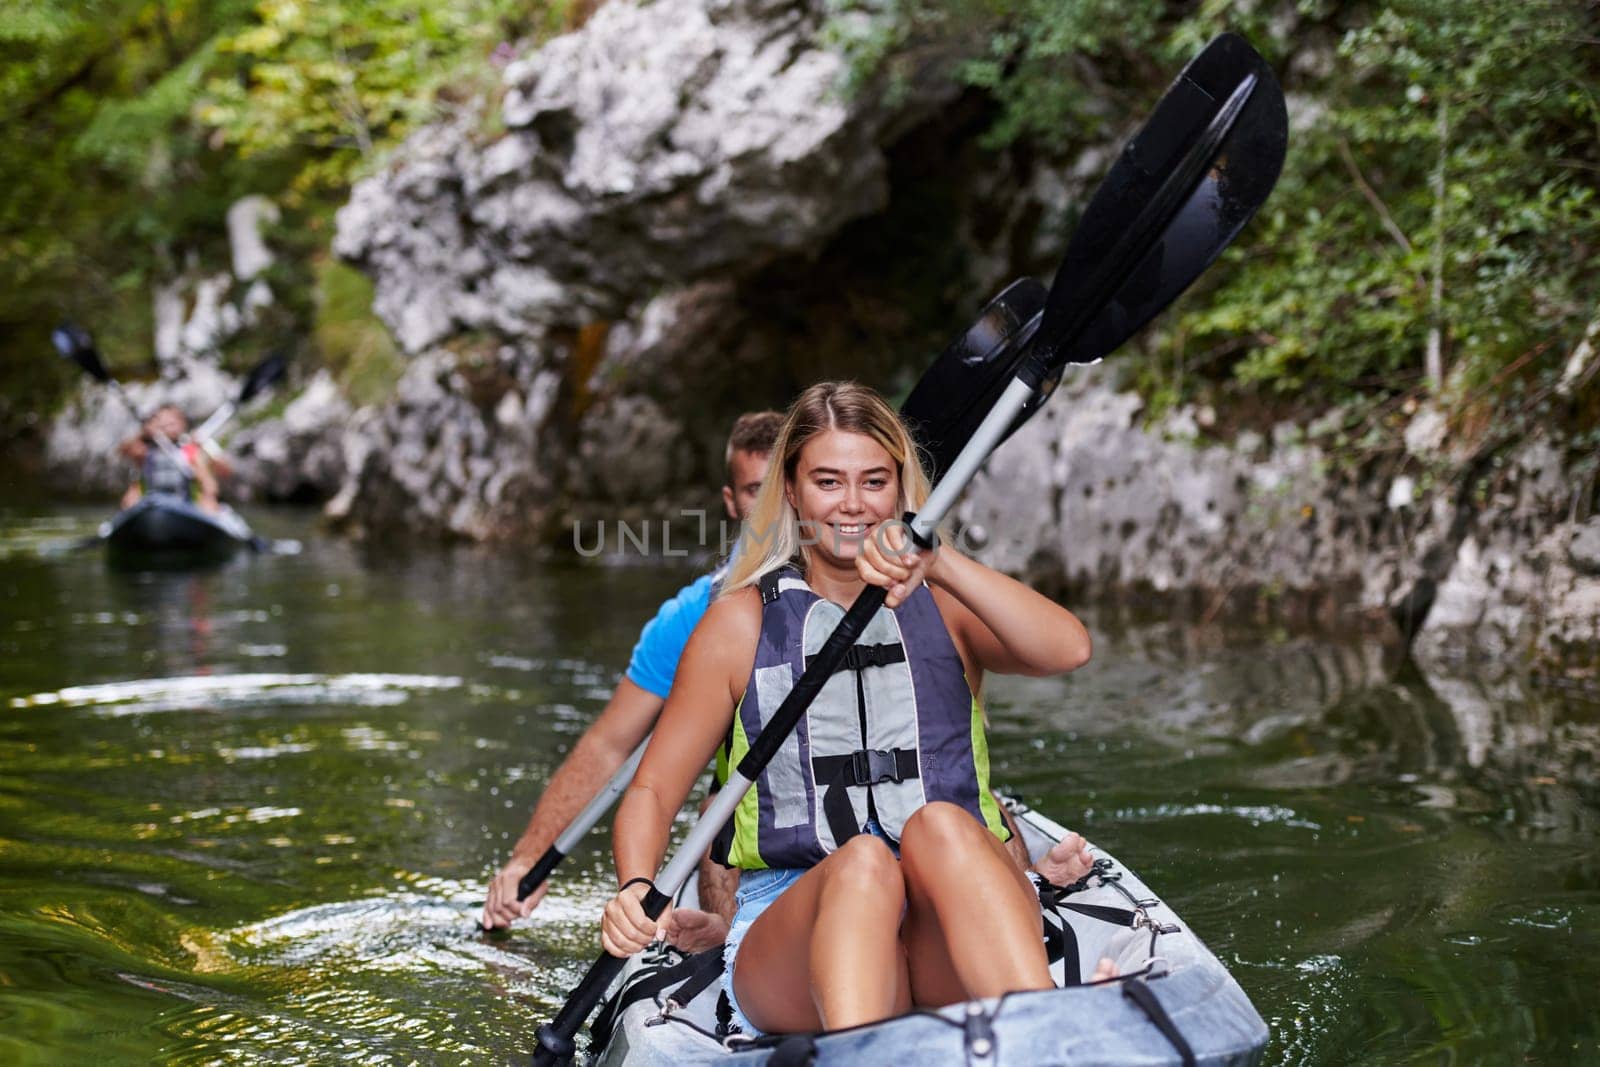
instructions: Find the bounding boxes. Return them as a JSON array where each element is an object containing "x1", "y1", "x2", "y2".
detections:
[
  {"x1": 480, "y1": 856, "x2": 550, "y2": 930},
  {"x1": 660, "y1": 907, "x2": 729, "y2": 953}
]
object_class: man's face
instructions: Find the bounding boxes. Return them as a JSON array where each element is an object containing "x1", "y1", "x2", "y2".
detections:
[{"x1": 722, "y1": 449, "x2": 771, "y2": 522}]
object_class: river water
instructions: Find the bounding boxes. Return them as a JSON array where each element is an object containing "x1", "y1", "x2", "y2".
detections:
[{"x1": 1, "y1": 504, "x2": 1596, "y2": 1064}]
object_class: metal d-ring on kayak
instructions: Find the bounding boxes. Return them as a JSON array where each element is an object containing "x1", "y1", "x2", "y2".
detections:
[{"x1": 583, "y1": 796, "x2": 1267, "y2": 1066}]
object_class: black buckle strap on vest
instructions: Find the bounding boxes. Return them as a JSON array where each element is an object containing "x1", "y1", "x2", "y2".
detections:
[
  {"x1": 804, "y1": 642, "x2": 906, "y2": 674},
  {"x1": 813, "y1": 748, "x2": 919, "y2": 788},
  {"x1": 813, "y1": 748, "x2": 920, "y2": 846},
  {"x1": 759, "y1": 570, "x2": 785, "y2": 605},
  {"x1": 1122, "y1": 979, "x2": 1197, "y2": 1067}
]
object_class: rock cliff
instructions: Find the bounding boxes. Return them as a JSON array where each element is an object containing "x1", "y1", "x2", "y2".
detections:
[{"x1": 40, "y1": 0, "x2": 1600, "y2": 675}]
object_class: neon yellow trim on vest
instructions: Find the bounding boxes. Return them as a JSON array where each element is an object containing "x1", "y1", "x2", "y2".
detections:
[
  {"x1": 724, "y1": 696, "x2": 767, "y2": 869},
  {"x1": 969, "y1": 694, "x2": 1008, "y2": 841},
  {"x1": 714, "y1": 741, "x2": 730, "y2": 789}
]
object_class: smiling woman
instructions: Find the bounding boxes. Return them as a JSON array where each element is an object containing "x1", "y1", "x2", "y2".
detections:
[{"x1": 600, "y1": 380, "x2": 1095, "y2": 1037}]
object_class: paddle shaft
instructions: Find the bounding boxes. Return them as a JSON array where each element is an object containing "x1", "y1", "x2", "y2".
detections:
[
  {"x1": 192, "y1": 401, "x2": 236, "y2": 452},
  {"x1": 530, "y1": 376, "x2": 1037, "y2": 1065},
  {"x1": 191, "y1": 350, "x2": 288, "y2": 451},
  {"x1": 477, "y1": 738, "x2": 650, "y2": 932}
]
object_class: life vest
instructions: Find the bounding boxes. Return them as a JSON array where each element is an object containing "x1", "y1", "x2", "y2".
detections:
[
  {"x1": 140, "y1": 441, "x2": 199, "y2": 500},
  {"x1": 718, "y1": 565, "x2": 1008, "y2": 870}
]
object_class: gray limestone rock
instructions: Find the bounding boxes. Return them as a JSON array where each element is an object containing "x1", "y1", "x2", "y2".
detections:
[
  {"x1": 229, "y1": 370, "x2": 353, "y2": 501},
  {"x1": 1570, "y1": 519, "x2": 1600, "y2": 576},
  {"x1": 334, "y1": 0, "x2": 957, "y2": 353},
  {"x1": 955, "y1": 363, "x2": 1600, "y2": 670},
  {"x1": 323, "y1": 346, "x2": 564, "y2": 540}
]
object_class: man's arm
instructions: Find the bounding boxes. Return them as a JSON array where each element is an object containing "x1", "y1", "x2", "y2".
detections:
[{"x1": 480, "y1": 677, "x2": 663, "y2": 929}]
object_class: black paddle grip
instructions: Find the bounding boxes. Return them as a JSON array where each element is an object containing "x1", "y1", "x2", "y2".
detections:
[
  {"x1": 529, "y1": 884, "x2": 675, "y2": 1065},
  {"x1": 903, "y1": 511, "x2": 936, "y2": 551},
  {"x1": 517, "y1": 846, "x2": 565, "y2": 901}
]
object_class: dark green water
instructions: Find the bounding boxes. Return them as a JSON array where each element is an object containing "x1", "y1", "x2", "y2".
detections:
[{"x1": 1, "y1": 505, "x2": 1596, "y2": 1064}]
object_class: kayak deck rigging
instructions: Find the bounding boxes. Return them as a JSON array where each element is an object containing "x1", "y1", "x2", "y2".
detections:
[{"x1": 585, "y1": 797, "x2": 1268, "y2": 1066}]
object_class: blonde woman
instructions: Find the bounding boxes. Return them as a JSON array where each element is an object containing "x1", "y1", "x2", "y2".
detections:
[{"x1": 601, "y1": 381, "x2": 1093, "y2": 1035}]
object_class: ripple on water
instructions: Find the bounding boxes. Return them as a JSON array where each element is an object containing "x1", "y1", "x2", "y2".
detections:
[
  {"x1": 1089, "y1": 801, "x2": 1323, "y2": 831},
  {"x1": 7, "y1": 673, "x2": 466, "y2": 714}
]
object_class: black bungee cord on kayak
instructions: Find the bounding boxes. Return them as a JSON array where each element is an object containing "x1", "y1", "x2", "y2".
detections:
[{"x1": 597, "y1": 841, "x2": 1199, "y2": 1066}]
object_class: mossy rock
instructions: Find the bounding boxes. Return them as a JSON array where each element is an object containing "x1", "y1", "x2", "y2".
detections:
[{"x1": 312, "y1": 256, "x2": 403, "y2": 408}]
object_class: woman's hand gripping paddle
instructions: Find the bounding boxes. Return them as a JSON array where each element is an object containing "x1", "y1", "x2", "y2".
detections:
[{"x1": 530, "y1": 32, "x2": 1288, "y2": 1064}]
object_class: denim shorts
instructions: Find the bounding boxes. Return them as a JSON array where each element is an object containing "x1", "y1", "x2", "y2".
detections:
[
  {"x1": 721, "y1": 865, "x2": 807, "y2": 1037},
  {"x1": 720, "y1": 820, "x2": 899, "y2": 1037}
]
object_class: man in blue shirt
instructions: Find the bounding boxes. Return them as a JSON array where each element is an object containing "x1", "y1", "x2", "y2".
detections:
[{"x1": 482, "y1": 412, "x2": 781, "y2": 940}]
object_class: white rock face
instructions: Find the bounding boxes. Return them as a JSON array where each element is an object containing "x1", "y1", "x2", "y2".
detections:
[
  {"x1": 324, "y1": 346, "x2": 572, "y2": 540},
  {"x1": 955, "y1": 364, "x2": 1600, "y2": 670},
  {"x1": 957, "y1": 365, "x2": 1348, "y2": 597},
  {"x1": 228, "y1": 370, "x2": 353, "y2": 501},
  {"x1": 334, "y1": 0, "x2": 954, "y2": 353},
  {"x1": 227, "y1": 195, "x2": 281, "y2": 281}
]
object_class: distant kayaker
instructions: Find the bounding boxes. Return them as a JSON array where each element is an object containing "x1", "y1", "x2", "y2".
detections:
[
  {"x1": 117, "y1": 405, "x2": 223, "y2": 514},
  {"x1": 481, "y1": 410, "x2": 785, "y2": 944},
  {"x1": 602, "y1": 380, "x2": 1112, "y2": 1036}
]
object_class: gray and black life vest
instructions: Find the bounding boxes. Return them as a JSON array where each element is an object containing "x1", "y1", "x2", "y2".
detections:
[
  {"x1": 718, "y1": 565, "x2": 1009, "y2": 870},
  {"x1": 140, "y1": 444, "x2": 196, "y2": 500}
]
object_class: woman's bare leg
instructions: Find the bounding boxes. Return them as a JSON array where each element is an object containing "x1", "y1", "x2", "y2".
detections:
[
  {"x1": 899, "y1": 802, "x2": 1052, "y2": 1005},
  {"x1": 733, "y1": 835, "x2": 911, "y2": 1032}
]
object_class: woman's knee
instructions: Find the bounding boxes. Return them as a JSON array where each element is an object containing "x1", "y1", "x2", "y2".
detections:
[
  {"x1": 822, "y1": 834, "x2": 903, "y2": 902},
  {"x1": 901, "y1": 803, "x2": 1009, "y2": 881},
  {"x1": 901, "y1": 801, "x2": 985, "y2": 854}
]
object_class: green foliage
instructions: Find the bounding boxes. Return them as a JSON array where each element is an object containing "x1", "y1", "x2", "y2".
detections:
[
  {"x1": 312, "y1": 256, "x2": 402, "y2": 407},
  {"x1": 198, "y1": 0, "x2": 523, "y2": 193},
  {"x1": 831, "y1": 0, "x2": 1600, "y2": 444},
  {"x1": 0, "y1": 0, "x2": 536, "y2": 444},
  {"x1": 1193, "y1": 0, "x2": 1600, "y2": 413}
]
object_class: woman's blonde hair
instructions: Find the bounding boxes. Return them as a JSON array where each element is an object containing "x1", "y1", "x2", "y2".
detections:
[{"x1": 721, "y1": 381, "x2": 932, "y2": 595}]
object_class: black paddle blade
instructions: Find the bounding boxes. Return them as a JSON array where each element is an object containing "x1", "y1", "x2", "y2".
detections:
[
  {"x1": 901, "y1": 278, "x2": 1045, "y2": 481},
  {"x1": 51, "y1": 322, "x2": 111, "y2": 383},
  {"x1": 239, "y1": 350, "x2": 289, "y2": 404},
  {"x1": 1032, "y1": 32, "x2": 1288, "y2": 379}
]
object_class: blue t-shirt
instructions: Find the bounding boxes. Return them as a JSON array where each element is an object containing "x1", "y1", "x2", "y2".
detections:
[{"x1": 625, "y1": 573, "x2": 716, "y2": 699}]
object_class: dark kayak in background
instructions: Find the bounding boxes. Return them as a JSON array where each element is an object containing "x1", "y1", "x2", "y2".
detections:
[{"x1": 100, "y1": 494, "x2": 259, "y2": 565}]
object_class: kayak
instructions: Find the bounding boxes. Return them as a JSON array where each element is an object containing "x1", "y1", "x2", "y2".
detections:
[
  {"x1": 586, "y1": 798, "x2": 1269, "y2": 1065},
  {"x1": 100, "y1": 494, "x2": 258, "y2": 564}
]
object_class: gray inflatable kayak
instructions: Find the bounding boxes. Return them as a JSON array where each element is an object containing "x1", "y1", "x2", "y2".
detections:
[{"x1": 586, "y1": 798, "x2": 1268, "y2": 1065}]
